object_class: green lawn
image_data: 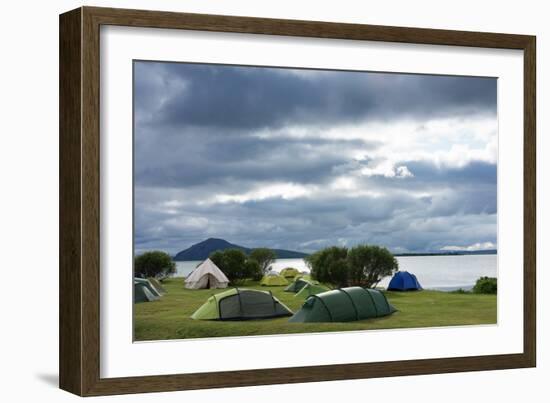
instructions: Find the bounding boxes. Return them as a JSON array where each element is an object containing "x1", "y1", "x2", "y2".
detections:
[{"x1": 134, "y1": 278, "x2": 497, "y2": 341}]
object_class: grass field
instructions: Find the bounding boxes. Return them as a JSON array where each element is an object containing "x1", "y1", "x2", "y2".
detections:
[{"x1": 134, "y1": 278, "x2": 497, "y2": 341}]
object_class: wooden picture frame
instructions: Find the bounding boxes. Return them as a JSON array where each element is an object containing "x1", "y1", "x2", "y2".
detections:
[{"x1": 59, "y1": 6, "x2": 536, "y2": 396}]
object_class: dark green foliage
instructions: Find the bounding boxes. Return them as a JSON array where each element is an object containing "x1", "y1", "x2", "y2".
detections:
[
  {"x1": 210, "y1": 249, "x2": 262, "y2": 284},
  {"x1": 306, "y1": 244, "x2": 398, "y2": 288},
  {"x1": 306, "y1": 246, "x2": 349, "y2": 287},
  {"x1": 210, "y1": 249, "x2": 246, "y2": 284},
  {"x1": 245, "y1": 259, "x2": 263, "y2": 281},
  {"x1": 450, "y1": 288, "x2": 470, "y2": 294},
  {"x1": 249, "y1": 248, "x2": 277, "y2": 274},
  {"x1": 134, "y1": 251, "x2": 175, "y2": 278},
  {"x1": 347, "y1": 245, "x2": 399, "y2": 288},
  {"x1": 473, "y1": 277, "x2": 497, "y2": 294},
  {"x1": 208, "y1": 250, "x2": 225, "y2": 267}
]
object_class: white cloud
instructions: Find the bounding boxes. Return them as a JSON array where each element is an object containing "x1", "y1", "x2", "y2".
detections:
[
  {"x1": 440, "y1": 241, "x2": 496, "y2": 251},
  {"x1": 395, "y1": 166, "x2": 414, "y2": 178},
  {"x1": 251, "y1": 115, "x2": 496, "y2": 179},
  {"x1": 212, "y1": 182, "x2": 317, "y2": 204}
]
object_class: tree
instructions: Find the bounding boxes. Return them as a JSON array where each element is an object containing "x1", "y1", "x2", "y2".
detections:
[
  {"x1": 249, "y1": 248, "x2": 276, "y2": 274},
  {"x1": 473, "y1": 277, "x2": 497, "y2": 294},
  {"x1": 244, "y1": 259, "x2": 263, "y2": 281},
  {"x1": 347, "y1": 245, "x2": 398, "y2": 288},
  {"x1": 306, "y1": 244, "x2": 398, "y2": 288},
  {"x1": 134, "y1": 250, "x2": 175, "y2": 278},
  {"x1": 306, "y1": 246, "x2": 349, "y2": 287},
  {"x1": 210, "y1": 248, "x2": 248, "y2": 284}
]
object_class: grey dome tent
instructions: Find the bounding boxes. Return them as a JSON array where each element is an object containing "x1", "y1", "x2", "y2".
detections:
[
  {"x1": 191, "y1": 288, "x2": 293, "y2": 320},
  {"x1": 289, "y1": 287, "x2": 396, "y2": 323},
  {"x1": 285, "y1": 278, "x2": 317, "y2": 293},
  {"x1": 134, "y1": 281, "x2": 159, "y2": 303},
  {"x1": 147, "y1": 277, "x2": 167, "y2": 294},
  {"x1": 294, "y1": 283, "x2": 330, "y2": 299},
  {"x1": 134, "y1": 278, "x2": 162, "y2": 298}
]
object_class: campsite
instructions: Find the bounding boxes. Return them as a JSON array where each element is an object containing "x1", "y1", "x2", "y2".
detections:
[
  {"x1": 133, "y1": 245, "x2": 497, "y2": 341},
  {"x1": 133, "y1": 275, "x2": 497, "y2": 341},
  {"x1": 131, "y1": 62, "x2": 500, "y2": 343}
]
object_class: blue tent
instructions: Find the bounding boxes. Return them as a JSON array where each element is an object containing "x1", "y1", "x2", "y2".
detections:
[{"x1": 387, "y1": 271, "x2": 422, "y2": 291}]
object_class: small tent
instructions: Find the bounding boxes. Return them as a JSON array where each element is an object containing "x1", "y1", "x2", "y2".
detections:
[
  {"x1": 185, "y1": 258, "x2": 229, "y2": 289},
  {"x1": 280, "y1": 267, "x2": 300, "y2": 279},
  {"x1": 134, "y1": 278, "x2": 162, "y2": 298},
  {"x1": 294, "y1": 283, "x2": 330, "y2": 298},
  {"x1": 387, "y1": 271, "x2": 422, "y2": 291},
  {"x1": 289, "y1": 287, "x2": 396, "y2": 323},
  {"x1": 147, "y1": 277, "x2": 167, "y2": 294},
  {"x1": 134, "y1": 281, "x2": 159, "y2": 303},
  {"x1": 285, "y1": 278, "x2": 317, "y2": 293},
  {"x1": 260, "y1": 274, "x2": 289, "y2": 286},
  {"x1": 191, "y1": 288, "x2": 293, "y2": 320}
]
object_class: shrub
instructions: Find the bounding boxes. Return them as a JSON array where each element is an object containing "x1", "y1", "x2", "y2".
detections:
[
  {"x1": 210, "y1": 249, "x2": 263, "y2": 284},
  {"x1": 134, "y1": 251, "x2": 175, "y2": 278},
  {"x1": 306, "y1": 244, "x2": 398, "y2": 288},
  {"x1": 245, "y1": 259, "x2": 263, "y2": 281},
  {"x1": 473, "y1": 277, "x2": 497, "y2": 294},
  {"x1": 249, "y1": 248, "x2": 276, "y2": 274},
  {"x1": 210, "y1": 249, "x2": 247, "y2": 284},
  {"x1": 306, "y1": 246, "x2": 349, "y2": 287},
  {"x1": 347, "y1": 245, "x2": 398, "y2": 288},
  {"x1": 450, "y1": 288, "x2": 470, "y2": 294}
]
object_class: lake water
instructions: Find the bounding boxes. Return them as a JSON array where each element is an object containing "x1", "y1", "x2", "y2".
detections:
[{"x1": 174, "y1": 254, "x2": 496, "y2": 291}]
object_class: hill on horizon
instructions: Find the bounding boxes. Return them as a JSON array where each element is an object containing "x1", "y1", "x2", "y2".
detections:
[
  {"x1": 173, "y1": 238, "x2": 309, "y2": 261},
  {"x1": 394, "y1": 249, "x2": 497, "y2": 257}
]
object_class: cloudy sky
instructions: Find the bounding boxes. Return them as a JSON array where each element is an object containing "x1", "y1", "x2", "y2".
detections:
[{"x1": 133, "y1": 61, "x2": 497, "y2": 255}]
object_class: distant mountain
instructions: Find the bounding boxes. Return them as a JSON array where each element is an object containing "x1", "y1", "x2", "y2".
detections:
[
  {"x1": 173, "y1": 238, "x2": 309, "y2": 261},
  {"x1": 458, "y1": 249, "x2": 497, "y2": 255},
  {"x1": 394, "y1": 249, "x2": 497, "y2": 257}
]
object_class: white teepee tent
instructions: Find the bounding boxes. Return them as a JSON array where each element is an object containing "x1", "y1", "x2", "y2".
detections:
[{"x1": 184, "y1": 258, "x2": 229, "y2": 289}]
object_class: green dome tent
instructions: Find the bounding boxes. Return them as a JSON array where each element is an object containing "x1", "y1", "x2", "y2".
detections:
[
  {"x1": 285, "y1": 278, "x2": 318, "y2": 293},
  {"x1": 134, "y1": 278, "x2": 162, "y2": 298},
  {"x1": 294, "y1": 283, "x2": 330, "y2": 298},
  {"x1": 289, "y1": 287, "x2": 396, "y2": 323},
  {"x1": 260, "y1": 274, "x2": 289, "y2": 286},
  {"x1": 280, "y1": 267, "x2": 300, "y2": 279},
  {"x1": 147, "y1": 277, "x2": 167, "y2": 294},
  {"x1": 134, "y1": 281, "x2": 159, "y2": 303},
  {"x1": 191, "y1": 288, "x2": 293, "y2": 320}
]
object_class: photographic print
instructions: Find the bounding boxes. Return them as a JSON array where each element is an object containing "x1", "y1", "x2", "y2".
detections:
[{"x1": 132, "y1": 61, "x2": 498, "y2": 341}]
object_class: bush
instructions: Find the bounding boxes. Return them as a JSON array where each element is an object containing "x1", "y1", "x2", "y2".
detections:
[
  {"x1": 245, "y1": 259, "x2": 263, "y2": 281},
  {"x1": 306, "y1": 246, "x2": 348, "y2": 287},
  {"x1": 347, "y1": 245, "x2": 398, "y2": 288},
  {"x1": 249, "y1": 248, "x2": 276, "y2": 274},
  {"x1": 210, "y1": 249, "x2": 247, "y2": 284},
  {"x1": 134, "y1": 251, "x2": 175, "y2": 278},
  {"x1": 450, "y1": 288, "x2": 470, "y2": 294},
  {"x1": 210, "y1": 249, "x2": 263, "y2": 284},
  {"x1": 473, "y1": 277, "x2": 497, "y2": 294},
  {"x1": 306, "y1": 244, "x2": 398, "y2": 288}
]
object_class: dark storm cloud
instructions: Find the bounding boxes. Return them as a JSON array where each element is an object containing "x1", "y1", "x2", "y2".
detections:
[
  {"x1": 135, "y1": 61, "x2": 497, "y2": 131},
  {"x1": 133, "y1": 61, "x2": 498, "y2": 254},
  {"x1": 404, "y1": 160, "x2": 497, "y2": 185},
  {"x1": 134, "y1": 126, "x2": 378, "y2": 188},
  {"x1": 362, "y1": 160, "x2": 496, "y2": 194},
  {"x1": 133, "y1": 184, "x2": 496, "y2": 254}
]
